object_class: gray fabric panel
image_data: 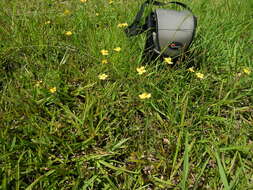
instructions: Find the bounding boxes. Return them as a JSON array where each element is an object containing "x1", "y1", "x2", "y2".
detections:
[{"x1": 155, "y1": 9, "x2": 195, "y2": 57}]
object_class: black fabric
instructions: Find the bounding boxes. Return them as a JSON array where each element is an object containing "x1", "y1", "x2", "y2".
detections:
[
  {"x1": 124, "y1": 1, "x2": 149, "y2": 37},
  {"x1": 125, "y1": 0, "x2": 195, "y2": 63},
  {"x1": 125, "y1": 1, "x2": 192, "y2": 37},
  {"x1": 142, "y1": 12, "x2": 159, "y2": 63}
]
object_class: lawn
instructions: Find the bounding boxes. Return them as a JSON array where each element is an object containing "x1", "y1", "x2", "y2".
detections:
[{"x1": 0, "y1": 0, "x2": 253, "y2": 189}]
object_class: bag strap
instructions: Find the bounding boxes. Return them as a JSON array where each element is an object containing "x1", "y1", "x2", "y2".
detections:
[{"x1": 125, "y1": 0, "x2": 192, "y2": 37}]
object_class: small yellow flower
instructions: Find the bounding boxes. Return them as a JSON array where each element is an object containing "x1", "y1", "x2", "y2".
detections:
[
  {"x1": 113, "y1": 47, "x2": 121, "y2": 52},
  {"x1": 195, "y1": 72, "x2": 204, "y2": 79},
  {"x1": 65, "y1": 31, "x2": 73, "y2": 36},
  {"x1": 64, "y1": 9, "x2": 71, "y2": 15},
  {"x1": 188, "y1": 67, "x2": 195, "y2": 72},
  {"x1": 243, "y1": 68, "x2": 251, "y2": 75},
  {"x1": 117, "y1": 23, "x2": 128, "y2": 28},
  {"x1": 139, "y1": 92, "x2": 151, "y2": 99},
  {"x1": 98, "y1": 73, "x2": 108, "y2": 80},
  {"x1": 101, "y1": 59, "x2": 108, "y2": 64},
  {"x1": 100, "y1": 49, "x2": 109, "y2": 56},
  {"x1": 45, "y1": 20, "x2": 51, "y2": 25},
  {"x1": 49, "y1": 87, "x2": 57, "y2": 93},
  {"x1": 80, "y1": 0, "x2": 87, "y2": 2},
  {"x1": 95, "y1": 13, "x2": 99, "y2": 16},
  {"x1": 136, "y1": 66, "x2": 146, "y2": 75},
  {"x1": 109, "y1": 0, "x2": 113, "y2": 4},
  {"x1": 164, "y1": 57, "x2": 173, "y2": 64}
]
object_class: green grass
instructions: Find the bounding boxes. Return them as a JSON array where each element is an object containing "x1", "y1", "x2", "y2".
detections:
[{"x1": 0, "y1": 0, "x2": 253, "y2": 189}]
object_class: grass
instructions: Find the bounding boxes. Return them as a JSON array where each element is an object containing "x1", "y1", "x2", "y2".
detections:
[{"x1": 0, "y1": 0, "x2": 253, "y2": 189}]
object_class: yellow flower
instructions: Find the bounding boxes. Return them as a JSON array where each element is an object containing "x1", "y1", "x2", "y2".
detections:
[
  {"x1": 136, "y1": 66, "x2": 146, "y2": 75},
  {"x1": 164, "y1": 57, "x2": 173, "y2": 64},
  {"x1": 117, "y1": 23, "x2": 128, "y2": 28},
  {"x1": 100, "y1": 49, "x2": 109, "y2": 56},
  {"x1": 243, "y1": 68, "x2": 251, "y2": 75},
  {"x1": 101, "y1": 59, "x2": 108, "y2": 64},
  {"x1": 95, "y1": 13, "x2": 99, "y2": 16},
  {"x1": 98, "y1": 73, "x2": 108, "y2": 80},
  {"x1": 49, "y1": 87, "x2": 57, "y2": 93},
  {"x1": 80, "y1": 0, "x2": 87, "y2": 2},
  {"x1": 109, "y1": 0, "x2": 113, "y2": 4},
  {"x1": 195, "y1": 72, "x2": 204, "y2": 79},
  {"x1": 139, "y1": 92, "x2": 151, "y2": 99},
  {"x1": 188, "y1": 67, "x2": 195, "y2": 72},
  {"x1": 64, "y1": 9, "x2": 71, "y2": 15},
  {"x1": 45, "y1": 20, "x2": 51, "y2": 25},
  {"x1": 65, "y1": 31, "x2": 73, "y2": 36},
  {"x1": 113, "y1": 47, "x2": 121, "y2": 52}
]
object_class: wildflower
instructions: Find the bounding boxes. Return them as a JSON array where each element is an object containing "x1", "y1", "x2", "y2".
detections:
[
  {"x1": 139, "y1": 92, "x2": 151, "y2": 99},
  {"x1": 63, "y1": 9, "x2": 71, "y2": 15},
  {"x1": 101, "y1": 59, "x2": 108, "y2": 64},
  {"x1": 80, "y1": 0, "x2": 87, "y2": 2},
  {"x1": 100, "y1": 49, "x2": 109, "y2": 56},
  {"x1": 164, "y1": 57, "x2": 173, "y2": 64},
  {"x1": 195, "y1": 72, "x2": 204, "y2": 79},
  {"x1": 95, "y1": 13, "x2": 99, "y2": 16},
  {"x1": 109, "y1": 0, "x2": 113, "y2": 4},
  {"x1": 49, "y1": 87, "x2": 57, "y2": 93},
  {"x1": 65, "y1": 31, "x2": 73, "y2": 36},
  {"x1": 243, "y1": 68, "x2": 251, "y2": 75},
  {"x1": 45, "y1": 20, "x2": 51, "y2": 25},
  {"x1": 188, "y1": 67, "x2": 195, "y2": 72},
  {"x1": 98, "y1": 73, "x2": 108, "y2": 80},
  {"x1": 113, "y1": 47, "x2": 121, "y2": 52},
  {"x1": 117, "y1": 23, "x2": 128, "y2": 28},
  {"x1": 136, "y1": 66, "x2": 146, "y2": 75}
]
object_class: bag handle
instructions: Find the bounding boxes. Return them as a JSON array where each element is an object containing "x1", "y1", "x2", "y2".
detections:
[{"x1": 125, "y1": 0, "x2": 192, "y2": 37}]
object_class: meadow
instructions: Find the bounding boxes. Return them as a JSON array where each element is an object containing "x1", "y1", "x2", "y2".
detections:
[{"x1": 0, "y1": 0, "x2": 253, "y2": 189}]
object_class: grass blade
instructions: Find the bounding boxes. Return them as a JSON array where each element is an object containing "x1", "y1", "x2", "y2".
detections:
[
  {"x1": 193, "y1": 156, "x2": 210, "y2": 190},
  {"x1": 181, "y1": 132, "x2": 189, "y2": 190},
  {"x1": 25, "y1": 169, "x2": 56, "y2": 190},
  {"x1": 82, "y1": 175, "x2": 98, "y2": 189},
  {"x1": 215, "y1": 151, "x2": 230, "y2": 190},
  {"x1": 99, "y1": 160, "x2": 138, "y2": 174},
  {"x1": 170, "y1": 131, "x2": 182, "y2": 180}
]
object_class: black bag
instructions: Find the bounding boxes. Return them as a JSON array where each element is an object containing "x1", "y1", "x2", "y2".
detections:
[{"x1": 125, "y1": 0, "x2": 197, "y2": 63}]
